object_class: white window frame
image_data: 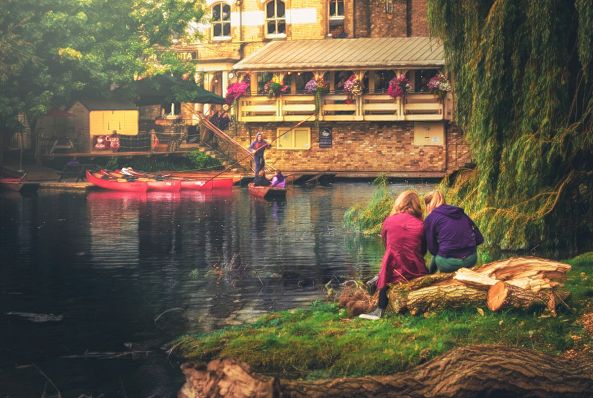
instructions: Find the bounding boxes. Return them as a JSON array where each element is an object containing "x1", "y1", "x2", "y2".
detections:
[
  {"x1": 276, "y1": 127, "x2": 311, "y2": 150},
  {"x1": 211, "y1": 2, "x2": 231, "y2": 41},
  {"x1": 329, "y1": 0, "x2": 345, "y2": 20},
  {"x1": 265, "y1": 0, "x2": 286, "y2": 39}
]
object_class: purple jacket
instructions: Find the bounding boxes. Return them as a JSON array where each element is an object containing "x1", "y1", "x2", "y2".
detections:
[{"x1": 423, "y1": 205, "x2": 484, "y2": 258}]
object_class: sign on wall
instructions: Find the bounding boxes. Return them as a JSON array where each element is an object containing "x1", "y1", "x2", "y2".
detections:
[{"x1": 319, "y1": 127, "x2": 332, "y2": 148}]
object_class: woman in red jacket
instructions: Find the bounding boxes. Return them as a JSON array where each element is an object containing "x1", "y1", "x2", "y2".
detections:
[{"x1": 360, "y1": 191, "x2": 427, "y2": 320}]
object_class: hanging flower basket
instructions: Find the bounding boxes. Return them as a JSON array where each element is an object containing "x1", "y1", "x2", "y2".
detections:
[
  {"x1": 225, "y1": 81, "x2": 250, "y2": 105},
  {"x1": 427, "y1": 73, "x2": 452, "y2": 99},
  {"x1": 343, "y1": 74, "x2": 363, "y2": 102},
  {"x1": 305, "y1": 77, "x2": 328, "y2": 117},
  {"x1": 387, "y1": 75, "x2": 410, "y2": 99},
  {"x1": 264, "y1": 81, "x2": 288, "y2": 98}
]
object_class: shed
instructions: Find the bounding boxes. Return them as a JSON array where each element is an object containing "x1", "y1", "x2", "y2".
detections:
[{"x1": 69, "y1": 100, "x2": 139, "y2": 152}]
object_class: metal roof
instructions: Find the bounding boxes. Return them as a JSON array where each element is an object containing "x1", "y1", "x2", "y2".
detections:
[{"x1": 233, "y1": 37, "x2": 444, "y2": 71}]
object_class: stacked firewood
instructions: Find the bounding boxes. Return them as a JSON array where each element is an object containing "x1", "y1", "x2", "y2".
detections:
[{"x1": 388, "y1": 257, "x2": 571, "y2": 316}]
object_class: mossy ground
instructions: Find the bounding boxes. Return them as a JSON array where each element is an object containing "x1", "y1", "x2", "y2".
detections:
[{"x1": 172, "y1": 253, "x2": 593, "y2": 379}]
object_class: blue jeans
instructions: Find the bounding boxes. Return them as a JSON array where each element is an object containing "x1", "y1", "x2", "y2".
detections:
[
  {"x1": 254, "y1": 156, "x2": 265, "y2": 176},
  {"x1": 429, "y1": 252, "x2": 478, "y2": 273}
]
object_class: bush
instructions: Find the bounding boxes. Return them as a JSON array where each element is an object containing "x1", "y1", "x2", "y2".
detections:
[
  {"x1": 186, "y1": 150, "x2": 222, "y2": 170},
  {"x1": 343, "y1": 176, "x2": 394, "y2": 236}
]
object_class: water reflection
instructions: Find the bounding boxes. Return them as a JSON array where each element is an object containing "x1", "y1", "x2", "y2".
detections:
[{"x1": 0, "y1": 182, "x2": 432, "y2": 395}]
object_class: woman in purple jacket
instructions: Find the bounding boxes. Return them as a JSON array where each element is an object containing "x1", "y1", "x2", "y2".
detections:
[{"x1": 423, "y1": 191, "x2": 484, "y2": 273}]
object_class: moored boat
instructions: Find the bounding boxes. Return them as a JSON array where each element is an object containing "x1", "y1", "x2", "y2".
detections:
[
  {"x1": 248, "y1": 183, "x2": 287, "y2": 200},
  {"x1": 146, "y1": 179, "x2": 182, "y2": 192},
  {"x1": 0, "y1": 178, "x2": 39, "y2": 194},
  {"x1": 86, "y1": 170, "x2": 148, "y2": 192},
  {"x1": 180, "y1": 178, "x2": 234, "y2": 190}
]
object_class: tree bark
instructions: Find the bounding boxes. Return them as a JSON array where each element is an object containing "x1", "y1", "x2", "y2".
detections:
[
  {"x1": 487, "y1": 281, "x2": 570, "y2": 315},
  {"x1": 178, "y1": 345, "x2": 593, "y2": 398}
]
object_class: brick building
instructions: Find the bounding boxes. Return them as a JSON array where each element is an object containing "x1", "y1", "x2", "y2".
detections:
[{"x1": 175, "y1": 0, "x2": 470, "y2": 176}]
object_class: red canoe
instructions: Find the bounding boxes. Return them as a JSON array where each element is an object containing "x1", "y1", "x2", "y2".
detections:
[
  {"x1": 248, "y1": 183, "x2": 287, "y2": 200},
  {"x1": 147, "y1": 179, "x2": 182, "y2": 192},
  {"x1": 180, "y1": 178, "x2": 234, "y2": 190},
  {"x1": 86, "y1": 170, "x2": 148, "y2": 192}
]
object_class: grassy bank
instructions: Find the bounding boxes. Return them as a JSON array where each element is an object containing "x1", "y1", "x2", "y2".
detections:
[{"x1": 172, "y1": 253, "x2": 593, "y2": 379}]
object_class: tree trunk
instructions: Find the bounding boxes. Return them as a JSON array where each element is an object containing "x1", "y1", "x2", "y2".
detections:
[
  {"x1": 178, "y1": 345, "x2": 593, "y2": 398},
  {"x1": 487, "y1": 281, "x2": 570, "y2": 316},
  {"x1": 404, "y1": 283, "x2": 486, "y2": 315}
]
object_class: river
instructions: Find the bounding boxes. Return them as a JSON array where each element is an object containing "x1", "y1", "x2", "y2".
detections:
[{"x1": 0, "y1": 182, "x2": 434, "y2": 396}]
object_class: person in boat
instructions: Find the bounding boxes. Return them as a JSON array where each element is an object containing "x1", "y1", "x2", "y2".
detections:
[
  {"x1": 270, "y1": 170, "x2": 286, "y2": 188},
  {"x1": 253, "y1": 170, "x2": 271, "y2": 187},
  {"x1": 360, "y1": 191, "x2": 427, "y2": 320},
  {"x1": 249, "y1": 132, "x2": 271, "y2": 177},
  {"x1": 121, "y1": 167, "x2": 135, "y2": 176},
  {"x1": 423, "y1": 190, "x2": 484, "y2": 273}
]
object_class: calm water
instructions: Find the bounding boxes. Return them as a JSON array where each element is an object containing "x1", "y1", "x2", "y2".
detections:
[{"x1": 0, "y1": 182, "x2": 433, "y2": 397}]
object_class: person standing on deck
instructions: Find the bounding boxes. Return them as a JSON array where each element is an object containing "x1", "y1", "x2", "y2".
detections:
[{"x1": 249, "y1": 132, "x2": 271, "y2": 177}]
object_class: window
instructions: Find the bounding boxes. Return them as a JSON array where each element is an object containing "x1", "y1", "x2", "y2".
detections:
[
  {"x1": 413, "y1": 122, "x2": 444, "y2": 146},
  {"x1": 266, "y1": 0, "x2": 286, "y2": 37},
  {"x1": 414, "y1": 69, "x2": 438, "y2": 92},
  {"x1": 212, "y1": 3, "x2": 231, "y2": 39},
  {"x1": 277, "y1": 127, "x2": 310, "y2": 150},
  {"x1": 329, "y1": 0, "x2": 345, "y2": 37}
]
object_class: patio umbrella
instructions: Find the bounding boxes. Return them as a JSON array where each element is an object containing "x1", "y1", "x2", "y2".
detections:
[{"x1": 132, "y1": 75, "x2": 225, "y2": 106}]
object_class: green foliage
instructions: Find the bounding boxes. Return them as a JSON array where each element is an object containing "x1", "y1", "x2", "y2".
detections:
[
  {"x1": 343, "y1": 177, "x2": 394, "y2": 236},
  {"x1": 0, "y1": 0, "x2": 204, "y2": 133},
  {"x1": 172, "y1": 253, "x2": 593, "y2": 379},
  {"x1": 101, "y1": 152, "x2": 221, "y2": 172},
  {"x1": 426, "y1": 0, "x2": 593, "y2": 253},
  {"x1": 186, "y1": 150, "x2": 223, "y2": 170}
]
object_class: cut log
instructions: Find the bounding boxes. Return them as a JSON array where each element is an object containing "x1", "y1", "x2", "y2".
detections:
[
  {"x1": 178, "y1": 345, "x2": 593, "y2": 398},
  {"x1": 487, "y1": 281, "x2": 570, "y2": 315},
  {"x1": 402, "y1": 284, "x2": 486, "y2": 315},
  {"x1": 386, "y1": 257, "x2": 571, "y2": 315},
  {"x1": 453, "y1": 268, "x2": 498, "y2": 289}
]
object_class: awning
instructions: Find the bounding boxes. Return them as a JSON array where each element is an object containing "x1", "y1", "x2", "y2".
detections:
[{"x1": 233, "y1": 37, "x2": 445, "y2": 72}]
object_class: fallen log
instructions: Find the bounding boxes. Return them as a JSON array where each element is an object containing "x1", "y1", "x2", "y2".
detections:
[
  {"x1": 391, "y1": 283, "x2": 486, "y2": 315},
  {"x1": 386, "y1": 257, "x2": 571, "y2": 314},
  {"x1": 178, "y1": 345, "x2": 593, "y2": 398},
  {"x1": 487, "y1": 281, "x2": 570, "y2": 316}
]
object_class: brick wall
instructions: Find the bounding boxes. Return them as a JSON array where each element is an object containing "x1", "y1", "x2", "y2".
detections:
[
  {"x1": 410, "y1": 0, "x2": 429, "y2": 36},
  {"x1": 231, "y1": 121, "x2": 464, "y2": 173},
  {"x1": 352, "y1": 0, "x2": 430, "y2": 38}
]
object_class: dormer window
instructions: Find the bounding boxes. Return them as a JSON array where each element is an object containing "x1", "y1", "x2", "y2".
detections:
[
  {"x1": 329, "y1": 0, "x2": 346, "y2": 38},
  {"x1": 212, "y1": 3, "x2": 231, "y2": 39},
  {"x1": 265, "y1": 0, "x2": 286, "y2": 38}
]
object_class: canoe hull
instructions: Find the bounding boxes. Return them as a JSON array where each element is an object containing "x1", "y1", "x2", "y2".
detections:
[
  {"x1": 147, "y1": 180, "x2": 182, "y2": 192},
  {"x1": 0, "y1": 178, "x2": 39, "y2": 194},
  {"x1": 180, "y1": 178, "x2": 234, "y2": 190},
  {"x1": 86, "y1": 171, "x2": 148, "y2": 192},
  {"x1": 248, "y1": 183, "x2": 287, "y2": 200}
]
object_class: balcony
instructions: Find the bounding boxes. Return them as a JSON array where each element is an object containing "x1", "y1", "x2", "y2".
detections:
[{"x1": 238, "y1": 93, "x2": 452, "y2": 123}]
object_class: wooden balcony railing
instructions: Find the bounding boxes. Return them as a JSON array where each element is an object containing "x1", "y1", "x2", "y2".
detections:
[{"x1": 238, "y1": 93, "x2": 449, "y2": 123}]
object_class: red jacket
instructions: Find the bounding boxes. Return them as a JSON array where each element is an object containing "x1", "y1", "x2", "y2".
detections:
[{"x1": 377, "y1": 212, "x2": 427, "y2": 290}]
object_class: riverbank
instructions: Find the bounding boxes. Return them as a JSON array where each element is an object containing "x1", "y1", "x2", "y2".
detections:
[{"x1": 171, "y1": 252, "x2": 593, "y2": 380}]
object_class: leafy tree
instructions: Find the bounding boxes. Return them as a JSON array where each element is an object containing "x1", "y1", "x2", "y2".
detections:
[
  {"x1": 0, "y1": 0, "x2": 204, "y2": 140},
  {"x1": 427, "y1": 0, "x2": 593, "y2": 254}
]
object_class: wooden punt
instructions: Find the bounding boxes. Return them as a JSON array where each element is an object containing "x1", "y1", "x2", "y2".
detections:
[
  {"x1": 248, "y1": 183, "x2": 287, "y2": 200},
  {"x1": 0, "y1": 178, "x2": 39, "y2": 194}
]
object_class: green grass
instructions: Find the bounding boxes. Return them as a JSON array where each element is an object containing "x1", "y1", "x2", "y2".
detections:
[{"x1": 172, "y1": 253, "x2": 593, "y2": 379}]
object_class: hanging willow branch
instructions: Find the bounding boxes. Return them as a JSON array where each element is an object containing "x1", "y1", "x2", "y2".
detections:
[{"x1": 427, "y1": 0, "x2": 593, "y2": 252}]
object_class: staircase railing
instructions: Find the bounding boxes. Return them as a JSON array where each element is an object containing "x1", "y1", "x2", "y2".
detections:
[{"x1": 196, "y1": 114, "x2": 276, "y2": 174}]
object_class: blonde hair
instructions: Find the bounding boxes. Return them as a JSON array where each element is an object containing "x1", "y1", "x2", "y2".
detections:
[
  {"x1": 390, "y1": 190, "x2": 422, "y2": 219},
  {"x1": 424, "y1": 190, "x2": 446, "y2": 215}
]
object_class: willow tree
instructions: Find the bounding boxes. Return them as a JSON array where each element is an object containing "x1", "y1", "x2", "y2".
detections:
[{"x1": 427, "y1": 0, "x2": 593, "y2": 254}]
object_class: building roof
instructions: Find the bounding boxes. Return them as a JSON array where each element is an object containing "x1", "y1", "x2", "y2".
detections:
[
  {"x1": 233, "y1": 37, "x2": 445, "y2": 71},
  {"x1": 77, "y1": 99, "x2": 138, "y2": 111}
]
